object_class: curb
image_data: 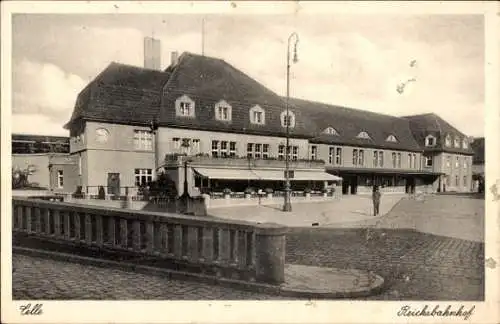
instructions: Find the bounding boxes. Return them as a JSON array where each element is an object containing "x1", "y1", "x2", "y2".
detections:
[{"x1": 13, "y1": 246, "x2": 385, "y2": 299}]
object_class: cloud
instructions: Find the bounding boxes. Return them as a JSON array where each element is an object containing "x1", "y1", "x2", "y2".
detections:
[
  {"x1": 12, "y1": 114, "x2": 69, "y2": 136},
  {"x1": 12, "y1": 59, "x2": 87, "y2": 126}
]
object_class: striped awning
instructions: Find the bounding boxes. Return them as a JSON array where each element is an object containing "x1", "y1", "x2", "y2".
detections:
[{"x1": 194, "y1": 168, "x2": 342, "y2": 181}]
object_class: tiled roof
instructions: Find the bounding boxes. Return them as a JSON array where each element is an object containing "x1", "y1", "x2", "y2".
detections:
[
  {"x1": 403, "y1": 113, "x2": 474, "y2": 155},
  {"x1": 289, "y1": 98, "x2": 422, "y2": 152},
  {"x1": 65, "y1": 62, "x2": 172, "y2": 128},
  {"x1": 159, "y1": 53, "x2": 313, "y2": 138},
  {"x1": 470, "y1": 137, "x2": 484, "y2": 164}
]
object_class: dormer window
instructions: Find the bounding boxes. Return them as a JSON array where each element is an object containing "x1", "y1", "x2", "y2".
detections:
[
  {"x1": 356, "y1": 131, "x2": 371, "y2": 140},
  {"x1": 175, "y1": 95, "x2": 195, "y2": 117},
  {"x1": 445, "y1": 134, "x2": 452, "y2": 147},
  {"x1": 462, "y1": 138, "x2": 468, "y2": 149},
  {"x1": 425, "y1": 135, "x2": 436, "y2": 147},
  {"x1": 454, "y1": 136, "x2": 460, "y2": 148},
  {"x1": 386, "y1": 135, "x2": 398, "y2": 142},
  {"x1": 280, "y1": 110, "x2": 296, "y2": 128},
  {"x1": 323, "y1": 127, "x2": 339, "y2": 136},
  {"x1": 249, "y1": 105, "x2": 265, "y2": 125},
  {"x1": 214, "y1": 100, "x2": 232, "y2": 122}
]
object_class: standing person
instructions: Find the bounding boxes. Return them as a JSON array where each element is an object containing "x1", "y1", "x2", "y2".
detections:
[{"x1": 372, "y1": 185, "x2": 381, "y2": 216}]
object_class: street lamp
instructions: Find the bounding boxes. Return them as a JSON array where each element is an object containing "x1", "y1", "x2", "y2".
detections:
[
  {"x1": 283, "y1": 32, "x2": 299, "y2": 212},
  {"x1": 149, "y1": 119, "x2": 159, "y2": 179}
]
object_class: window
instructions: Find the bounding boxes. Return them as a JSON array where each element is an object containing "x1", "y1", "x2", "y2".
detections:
[
  {"x1": 455, "y1": 175, "x2": 459, "y2": 186},
  {"x1": 78, "y1": 155, "x2": 82, "y2": 176},
  {"x1": 462, "y1": 139, "x2": 468, "y2": 149},
  {"x1": 454, "y1": 137, "x2": 460, "y2": 148},
  {"x1": 278, "y1": 145, "x2": 285, "y2": 160},
  {"x1": 263, "y1": 144, "x2": 269, "y2": 159},
  {"x1": 323, "y1": 127, "x2": 339, "y2": 136},
  {"x1": 445, "y1": 135, "x2": 452, "y2": 147},
  {"x1": 172, "y1": 138, "x2": 180, "y2": 150},
  {"x1": 378, "y1": 152, "x2": 384, "y2": 167},
  {"x1": 212, "y1": 140, "x2": 219, "y2": 158},
  {"x1": 310, "y1": 145, "x2": 317, "y2": 160},
  {"x1": 463, "y1": 160, "x2": 468, "y2": 169},
  {"x1": 336, "y1": 148, "x2": 342, "y2": 165},
  {"x1": 215, "y1": 100, "x2": 232, "y2": 121},
  {"x1": 392, "y1": 152, "x2": 397, "y2": 168},
  {"x1": 397, "y1": 153, "x2": 401, "y2": 168},
  {"x1": 57, "y1": 170, "x2": 63, "y2": 188},
  {"x1": 353, "y1": 149, "x2": 364, "y2": 165},
  {"x1": 135, "y1": 169, "x2": 152, "y2": 187},
  {"x1": 175, "y1": 95, "x2": 195, "y2": 117},
  {"x1": 445, "y1": 175, "x2": 450, "y2": 186},
  {"x1": 280, "y1": 110, "x2": 296, "y2": 128},
  {"x1": 220, "y1": 141, "x2": 228, "y2": 157},
  {"x1": 409, "y1": 153, "x2": 416, "y2": 169},
  {"x1": 425, "y1": 135, "x2": 436, "y2": 147},
  {"x1": 191, "y1": 139, "x2": 200, "y2": 154},
  {"x1": 134, "y1": 130, "x2": 152, "y2": 150},
  {"x1": 463, "y1": 176, "x2": 467, "y2": 187},
  {"x1": 407, "y1": 154, "x2": 411, "y2": 168},
  {"x1": 374, "y1": 152, "x2": 379, "y2": 167},
  {"x1": 446, "y1": 156, "x2": 451, "y2": 167},
  {"x1": 455, "y1": 157, "x2": 460, "y2": 168},
  {"x1": 425, "y1": 156, "x2": 433, "y2": 167},
  {"x1": 386, "y1": 135, "x2": 398, "y2": 142},
  {"x1": 250, "y1": 105, "x2": 265, "y2": 125},
  {"x1": 254, "y1": 144, "x2": 261, "y2": 159},
  {"x1": 356, "y1": 131, "x2": 371, "y2": 140},
  {"x1": 229, "y1": 141, "x2": 237, "y2": 157},
  {"x1": 278, "y1": 145, "x2": 298, "y2": 161}
]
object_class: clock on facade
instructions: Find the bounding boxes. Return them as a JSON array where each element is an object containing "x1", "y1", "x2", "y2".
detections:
[{"x1": 95, "y1": 128, "x2": 110, "y2": 143}]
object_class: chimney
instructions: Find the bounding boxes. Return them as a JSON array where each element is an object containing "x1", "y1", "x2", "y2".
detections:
[
  {"x1": 171, "y1": 51, "x2": 179, "y2": 67},
  {"x1": 144, "y1": 37, "x2": 161, "y2": 70}
]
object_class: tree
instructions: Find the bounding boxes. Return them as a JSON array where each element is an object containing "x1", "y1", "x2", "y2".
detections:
[{"x1": 12, "y1": 165, "x2": 36, "y2": 189}]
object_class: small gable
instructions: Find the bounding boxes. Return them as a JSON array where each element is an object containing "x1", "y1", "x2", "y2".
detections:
[
  {"x1": 323, "y1": 127, "x2": 339, "y2": 136},
  {"x1": 386, "y1": 134, "x2": 398, "y2": 143},
  {"x1": 356, "y1": 131, "x2": 371, "y2": 140}
]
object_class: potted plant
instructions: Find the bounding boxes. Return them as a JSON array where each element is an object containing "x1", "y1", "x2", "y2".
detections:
[
  {"x1": 303, "y1": 187, "x2": 311, "y2": 198},
  {"x1": 244, "y1": 187, "x2": 253, "y2": 199},
  {"x1": 321, "y1": 187, "x2": 329, "y2": 197},
  {"x1": 223, "y1": 188, "x2": 232, "y2": 199},
  {"x1": 73, "y1": 186, "x2": 84, "y2": 199},
  {"x1": 265, "y1": 188, "x2": 273, "y2": 198}
]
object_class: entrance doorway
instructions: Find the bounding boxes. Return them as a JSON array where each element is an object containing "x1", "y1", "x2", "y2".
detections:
[
  {"x1": 405, "y1": 177, "x2": 416, "y2": 194},
  {"x1": 350, "y1": 176, "x2": 358, "y2": 195},
  {"x1": 107, "y1": 173, "x2": 120, "y2": 196}
]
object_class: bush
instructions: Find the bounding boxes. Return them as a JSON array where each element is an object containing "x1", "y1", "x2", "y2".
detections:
[
  {"x1": 98, "y1": 186, "x2": 106, "y2": 200},
  {"x1": 321, "y1": 187, "x2": 329, "y2": 193},
  {"x1": 303, "y1": 187, "x2": 312, "y2": 194},
  {"x1": 74, "y1": 186, "x2": 84, "y2": 198},
  {"x1": 265, "y1": 188, "x2": 274, "y2": 194},
  {"x1": 223, "y1": 188, "x2": 232, "y2": 195},
  {"x1": 244, "y1": 187, "x2": 254, "y2": 195},
  {"x1": 148, "y1": 173, "x2": 178, "y2": 198}
]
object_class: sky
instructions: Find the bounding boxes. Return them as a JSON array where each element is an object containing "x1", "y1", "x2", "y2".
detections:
[{"x1": 11, "y1": 13, "x2": 485, "y2": 137}]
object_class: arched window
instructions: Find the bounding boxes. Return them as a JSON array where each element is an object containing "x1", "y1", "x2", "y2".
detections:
[
  {"x1": 445, "y1": 134, "x2": 452, "y2": 147},
  {"x1": 214, "y1": 100, "x2": 232, "y2": 122},
  {"x1": 425, "y1": 135, "x2": 436, "y2": 147},
  {"x1": 356, "y1": 131, "x2": 371, "y2": 140},
  {"x1": 323, "y1": 127, "x2": 339, "y2": 136},
  {"x1": 280, "y1": 110, "x2": 296, "y2": 128},
  {"x1": 249, "y1": 105, "x2": 265, "y2": 125},
  {"x1": 175, "y1": 95, "x2": 195, "y2": 117},
  {"x1": 386, "y1": 134, "x2": 398, "y2": 142}
]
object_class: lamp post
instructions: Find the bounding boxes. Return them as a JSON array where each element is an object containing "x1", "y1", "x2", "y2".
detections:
[
  {"x1": 180, "y1": 139, "x2": 192, "y2": 214},
  {"x1": 283, "y1": 32, "x2": 299, "y2": 212},
  {"x1": 149, "y1": 119, "x2": 159, "y2": 179}
]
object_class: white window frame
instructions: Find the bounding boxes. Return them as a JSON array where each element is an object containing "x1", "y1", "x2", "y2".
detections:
[
  {"x1": 336, "y1": 148, "x2": 342, "y2": 165},
  {"x1": 249, "y1": 105, "x2": 265, "y2": 125},
  {"x1": 446, "y1": 155, "x2": 451, "y2": 167},
  {"x1": 462, "y1": 139, "x2": 468, "y2": 149},
  {"x1": 425, "y1": 156, "x2": 433, "y2": 167},
  {"x1": 191, "y1": 139, "x2": 200, "y2": 154},
  {"x1": 356, "y1": 131, "x2": 371, "y2": 140},
  {"x1": 280, "y1": 110, "x2": 296, "y2": 128},
  {"x1": 215, "y1": 100, "x2": 232, "y2": 122},
  {"x1": 386, "y1": 135, "x2": 398, "y2": 142},
  {"x1": 212, "y1": 140, "x2": 219, "y2": 158},
  {"x1": 229, "y1": 141, "x2": 237, "y2": 157},
  {"x1": 392, "y1": 152, "x2": 397, "y2": 168},
  {"x1": 278, "y1": 144, "x2": 285, "y2": 160},
  {"x1": 323, "y1": 127, "x2": 339, "y2": 136},
  {"x1": 310, "y1": 145, "x2": 317, "y2": 160},
  {"x1": 445, "y1": 135, "x2": 452, "y2": 147},
  {"x1": 454, "y1": 137, "x2": 460, "y2": 148},
  {"x1": 133, "y1": 130, "x2": 152, "y2": 151},
  {"x1": 397, "y1": 153, "x2": 401, "y2": 168},
  {"x1": 262, "y1": 144, "x2": 269, "y2": 159},
  {"x1": 172, "y1": 137, "x2": 181, "y2": 150},
  {"x1": 425, "y1": 135, "x2": 436, "y2": 147},
  {"x1": 135, "y1": 168, "x2": 153, "y2": 187},
  {"x1": 175, "y1": 95, "x2": 195, "y2": 117},
  {"x1": 329, "y1": 147, "x2": 334, "y2": 164},
  {"x1": 57, "y1": 170, "x2": 64, "y2": 188},
  {"x1": 455, "y1": 157, "x2": 460, "y2": 168}
]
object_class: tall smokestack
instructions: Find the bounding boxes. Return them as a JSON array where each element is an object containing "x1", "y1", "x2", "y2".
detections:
[{"x1": 144, "y1": 37, "x2": 161, "y2": 70}]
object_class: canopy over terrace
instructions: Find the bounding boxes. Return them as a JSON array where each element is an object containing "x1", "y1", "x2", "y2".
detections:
[{"x1": 193, "y1": 167, "x2": 342, "y2": 192}]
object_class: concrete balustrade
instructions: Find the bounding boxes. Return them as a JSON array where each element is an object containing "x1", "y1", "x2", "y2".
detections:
[{"x1": 12, "y1": 198, "x2": 287, "y2": 284}]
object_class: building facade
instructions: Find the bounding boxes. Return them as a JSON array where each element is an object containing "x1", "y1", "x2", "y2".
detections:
[{"x1": 57, "y1": 51, "x2": 474, "y2": 196}]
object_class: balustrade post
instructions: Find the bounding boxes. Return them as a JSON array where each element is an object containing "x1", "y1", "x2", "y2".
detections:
[
  {"x1": 25, "y1": 207, "x2": 32, "y2": 233},
  {"x1": 95, "y1": 215, "x2": 104, "y2": 245},
  {"x1": 16, "y1": 205, "x2": 23, "y2": 231},
  {"x1": 145, "y1": 222, "x2": 154, "y2": 252},
  {"x1": 34, "y1": 208, "x2": 42, "y2": 233},
  {"x1": 44, "y1": 209, "x2": 51, "y2": 234},
  {"x1": 85, "y1": 214, "x2": 92, "y2": 244},
  {"x1": 108, "y1": 218, "x2": 116, "y2": 246},
  {"x1": 254, "y1": 223, "x2": 287, "y2": 284},
  {"x1": 63, "y1": 212, "x2": 71, "y2": 239},
  {"x1": 53, "y1": 210, "x2": 61, "y2": 237},
  {"x1": 132, "y1": 221, "x2": 141, "y2": 251}
]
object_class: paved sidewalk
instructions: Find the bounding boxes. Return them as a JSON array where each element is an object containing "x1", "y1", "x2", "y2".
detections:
[{"x1": 209, "y1": 194, "x2": 404, "y2": 227}]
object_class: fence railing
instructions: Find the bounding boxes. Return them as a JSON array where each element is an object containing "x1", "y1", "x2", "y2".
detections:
[{"x1": 12, "y1": 198, "x2": 287, "y2": 284}]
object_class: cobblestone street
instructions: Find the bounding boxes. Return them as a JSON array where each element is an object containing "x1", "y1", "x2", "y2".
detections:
[{"x1": 12, "y1": 195, "x2": 484, "y2": 300}]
